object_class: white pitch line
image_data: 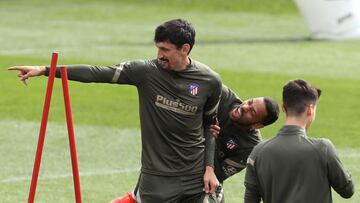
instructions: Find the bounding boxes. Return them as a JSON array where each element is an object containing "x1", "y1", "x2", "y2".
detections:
[
  {"x1": 1, "y1": 168, "x2": 139, "y2": 184},
  {"x1": 337, "y1": 149, "x2": 360, "y2": 158}
]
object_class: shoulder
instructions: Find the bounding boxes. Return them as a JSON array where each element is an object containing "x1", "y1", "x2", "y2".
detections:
[
  {"x1": 305, "y1": 137, "x2": 339, "y2": 161},
  {"x1": 123, "y1": 59, "x2": 157, "y2": 68},
  {"x1": 221, "y1": 85, "x2": 232, "y2": 96},
  {"x1": 239, "y1": 128, "x2": 261, "y2": 139},
  {"x1": 198, "y1": 63, "x2": 222, "y2": 92},
  {"x1": 306, "y1": 137, "x2": 335, "y2": 150},
  {"x1": 192, "y1": 59, "x2": 221, "y2": 79},
  {"x1": 221, "y1": 85, "x2": 242, "y2": 104},
  {"x1": 246, "y1": 138, "x2": 272, "y2": 166},
  {"x1": 249, "y1": 137, "x2": 274, "y2": 157},
  {"x1": 119, "y1": 59, "x2": 159, "y2": 78},
  {"x1": 319, "y1": 138, "x2": 334, "y2": 147},
  {"x1": 117, "y1": 59, "x2": 159, "y2": 85},
  {"x1": 317, "y1": 137, "x2": 337, "y2": 153}
]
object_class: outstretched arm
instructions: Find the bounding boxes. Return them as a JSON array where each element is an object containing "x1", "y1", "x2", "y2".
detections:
[{"x1": 8, "y1": 65, "x2": 118, "y2": 84}]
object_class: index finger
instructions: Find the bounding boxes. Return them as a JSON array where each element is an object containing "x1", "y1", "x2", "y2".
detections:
[{"x1": 8, "y1": 66, "x2": 22, "y2": 71}]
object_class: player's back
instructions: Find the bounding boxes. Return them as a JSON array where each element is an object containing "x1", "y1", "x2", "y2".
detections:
[{"x1": 254, "y1": 125, "x2": 333, "y2": 203}]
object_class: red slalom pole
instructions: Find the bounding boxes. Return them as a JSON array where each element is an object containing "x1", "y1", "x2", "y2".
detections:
[
  {"x1": 60, "y1": 66, "x2": 82, "y2": 203},
  {"x1": 28, "y1": 52, "x2": 58, "y2": 203}
]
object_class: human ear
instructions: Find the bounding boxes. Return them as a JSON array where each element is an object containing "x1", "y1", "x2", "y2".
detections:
[
  {"x1": 182, "y1": 44, "x2": 191, "y2": 54},
  {"x1": 307, "y1": 104, "x2": 314, "y2": 116}
]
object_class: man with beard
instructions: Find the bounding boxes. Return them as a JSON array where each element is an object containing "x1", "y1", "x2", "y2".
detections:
[
  {"x1": 212, "y1": 85, "x2": 279, "y2": 203},
  {"x1": 8, "y1": 19, "x2": 221, "y2": 203}
]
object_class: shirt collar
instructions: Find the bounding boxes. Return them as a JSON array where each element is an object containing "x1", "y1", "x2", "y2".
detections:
[{"x1": 278, "y1": 125, "x2": 307, "y2": 137}]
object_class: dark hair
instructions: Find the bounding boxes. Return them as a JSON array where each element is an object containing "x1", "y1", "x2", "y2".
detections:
[
  {"x1": 154, "y1": 19, "x2": 196, "y2": 54},
  {"x1": 262, "y1": 97, "x2": 280, "y2": 126},
  {"x1": 283, "y1": 79, "x2": 322, "y2": 116}
]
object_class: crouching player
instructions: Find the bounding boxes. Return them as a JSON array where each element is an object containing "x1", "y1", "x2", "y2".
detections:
[{"x1": 111, "y1": 85, "x2": 279, "y2": 203}]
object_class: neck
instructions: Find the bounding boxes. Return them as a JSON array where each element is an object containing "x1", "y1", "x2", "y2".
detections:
[
  {"x1": 174, "y1": 57, "x2": 190, "y2": 71},
  {"x1": 284, "y1": 116, "x2": 307, "y2": 130}
]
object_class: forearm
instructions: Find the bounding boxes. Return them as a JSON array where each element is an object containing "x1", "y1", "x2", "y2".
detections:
[
  {"x1": 336, "y1": 173, "x2": 354, "y2": 198},
  {"x1": 45, "y1": 64, "x2": 116, "y2": 83},
  {"x1": 203, "y1": 148, "x2": 219, "y2": 193},
  {"x1": 326, "y1": 139, "x2": 355, "y2": 198},
  {"x1": 244, "y1": 183, "x2": 261, "y2": 203},
  {"x1": 204, "y1": 127, "x2": 216, "y2": 167}
]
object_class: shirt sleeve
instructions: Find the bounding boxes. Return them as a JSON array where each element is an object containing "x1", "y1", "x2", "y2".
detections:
[
  {"x1": 244, "y1": 148, "x2": 262, "y2": 203},
  {"x1": 45, "y1": 64, "x2": 116, "y2": 83},
  {"x1": 217, "y1": 157, "x2": 246, "y2": 182},
  {"x1": 204, "y1": 75, "x2": 222, "y2": 167},
  {"x1": 324, "y1": 139, "x2": 354, "y2": 198},
  {"x1": 44, "y1": 60, "x2": 150, "y2": 86},
  {"x1": 113, "y1": 60, "x2": 151, "y2": 86}
]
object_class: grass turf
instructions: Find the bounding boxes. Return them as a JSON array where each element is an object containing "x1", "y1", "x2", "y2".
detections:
[{"x1": 1, "y1": 120, "x2": 359, "y2": 202}]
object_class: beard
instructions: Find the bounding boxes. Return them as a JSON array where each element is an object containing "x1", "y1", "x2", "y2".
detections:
[
  {"x1": 158, "y1": 57, "x2": 171, "y2": 70},
  {"x1": 230, "y1": 107, "x2": 253, "y2": 126}
]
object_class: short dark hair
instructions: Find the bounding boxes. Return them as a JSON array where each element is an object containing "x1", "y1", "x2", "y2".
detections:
[
  {"x1": 283, "y1": 79, "x2": 322, "y2": 116},
  {"x1": 154, "y1": 19, "x2": 196, "y2": 54},
  {"x1": 262, "y1": 97, "x2": 280, "y2": 126}
]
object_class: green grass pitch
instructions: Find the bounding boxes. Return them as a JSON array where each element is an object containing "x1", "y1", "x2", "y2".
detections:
[{"x1": 1, "y1": 0, "x2": 359, "y2": 202}]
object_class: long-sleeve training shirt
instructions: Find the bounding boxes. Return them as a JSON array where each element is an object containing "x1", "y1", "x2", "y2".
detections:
[
  {"x1": 244, "y1": 125, "x2": 354, "y2": 203},
  {"x1": 45, "y1": 58, "x2": 222, "y2": 176}
]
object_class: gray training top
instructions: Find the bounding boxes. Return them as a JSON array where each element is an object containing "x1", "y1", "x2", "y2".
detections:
[
  {"x1": 244, "y1": 125, "x2": 354, "y2": 203},
  {"x1": 46, "y1": 58, "x2": 222, "y2": 176}
]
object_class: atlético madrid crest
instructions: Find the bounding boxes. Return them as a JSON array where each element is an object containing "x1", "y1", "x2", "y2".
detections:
[
  {"x1": 226, "y1": 139, "x2": 237, "y2": 150},
  {"x1": 189, "y1": 83, "x2": 199, "y2": 96}
]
